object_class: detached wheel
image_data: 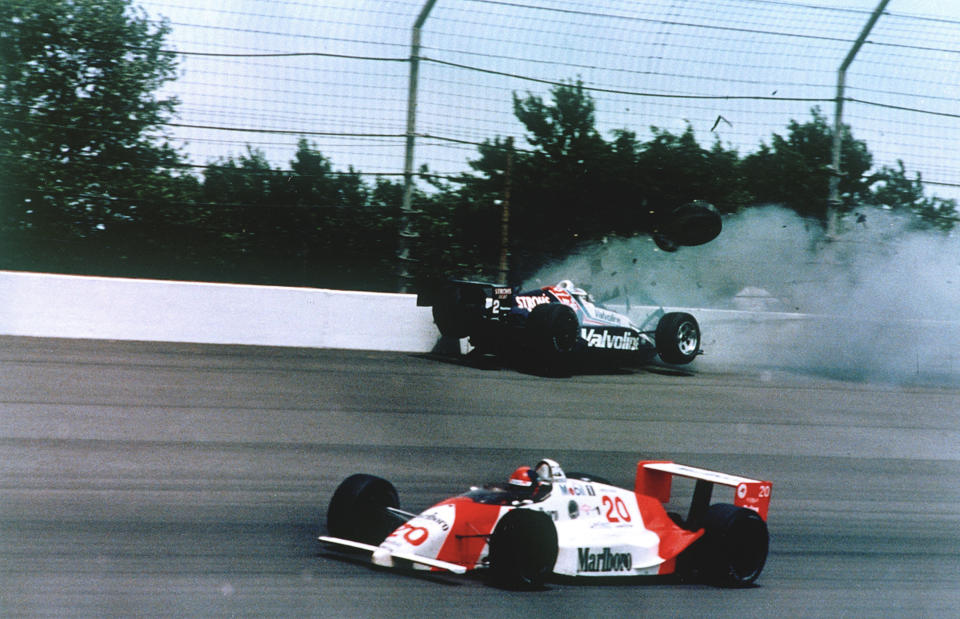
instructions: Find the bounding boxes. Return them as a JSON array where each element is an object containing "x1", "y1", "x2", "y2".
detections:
[
  {"x1": 486, "y1": 509, "x2": 558, "y2": 589},
  {"x1": 699, "y1": 503, "x2": 769, "y2": 587},
  {"x1": 655, "y1": 312, "x2": 700, "y2": 364},
  {"x1": 326, "y1": 473, "x2": 399, "y2": 546},
  {"x1": 526, "y1": 303, "x2": 579, "y2": 358}
]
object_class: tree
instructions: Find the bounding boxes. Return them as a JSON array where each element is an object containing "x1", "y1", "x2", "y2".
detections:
[
  {"x1": 634, "y1": 124, "x2": 749, "y2": 218},
  {"x1": 198, "y1": 140, "x2": 400, "y2": 290},
  {"x1": 455, "y1": 81, "x2": 619, "y2": 280},
  {"x1": 0, "y1": 0, "x2": 188, "y2": 272},
  {"x1": 511, "y1": 81, "x2": 612, "y2": 244},
  {"x1": 740, "y1": 107, "x2": 872, "y2": 222},
  {"x1": 870, "y1": 160, "x2": 958, "y2": 232}
]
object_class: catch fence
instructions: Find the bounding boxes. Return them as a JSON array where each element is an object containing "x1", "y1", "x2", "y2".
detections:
[{"x1": 142, "y1": 0, "x2": 960, "y2": 196}]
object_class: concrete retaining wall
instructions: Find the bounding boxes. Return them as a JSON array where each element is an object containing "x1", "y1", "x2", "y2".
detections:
[
  {"x1": 3, "y1": 270, "x2": 957, "y2": 381},
  {"x1": 0, "y1": 271, "x2": 436, "y2": 350}
]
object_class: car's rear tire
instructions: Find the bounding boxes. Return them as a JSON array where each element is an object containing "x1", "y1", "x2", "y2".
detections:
[
  {"x1": 326, "y1": 473, "x2": 400, "y2": 546},
  {"x1": 655, "y1": 312, "x2": 700, "y2": 364},
  {"x1": 486, "y1": 509, "x2": 558, "y2": 589},
  {"x1": 699, "y1": 503, "x2": 769, "y2": 586},
  {"x1": 526, "y1": 303, "x2": 579, "y2": 359}
]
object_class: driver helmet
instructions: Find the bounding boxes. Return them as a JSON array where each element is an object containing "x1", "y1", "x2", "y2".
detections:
[
  {"x1": 555, "y1": 279, "x2": 589, "y2": 300},
  {"x1": 508, "y1": 466, "x2": 535, "y2": 487}
]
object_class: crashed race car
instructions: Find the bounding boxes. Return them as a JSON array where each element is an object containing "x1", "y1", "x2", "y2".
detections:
[
  {"x1": 417, "y1": 279, "x2": 702, "y2": 367},
  {"x1": 319, "y1": 458, "x2": 771, "y2": 588}
]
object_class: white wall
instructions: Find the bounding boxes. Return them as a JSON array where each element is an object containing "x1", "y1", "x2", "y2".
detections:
[
  {"x1": 2, "y1": 270, "x2": 957, "y2": 381},
  {"x1": 0, "y1": 271, "x2": 437, "y2": 350}
]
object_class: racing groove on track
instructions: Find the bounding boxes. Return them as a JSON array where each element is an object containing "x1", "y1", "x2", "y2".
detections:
[{"x1": 0, "y1": 337, "x2": 958, "y2": 617}]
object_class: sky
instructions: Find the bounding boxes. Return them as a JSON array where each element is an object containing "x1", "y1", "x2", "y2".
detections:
[{"x1": 136, "y1": 0, "x2": 960, "y2": 200}]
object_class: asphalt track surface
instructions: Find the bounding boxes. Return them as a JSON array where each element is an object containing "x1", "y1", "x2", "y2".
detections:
[{"x1": 1, "y1": 336, "x2": 958, "y2": 617}]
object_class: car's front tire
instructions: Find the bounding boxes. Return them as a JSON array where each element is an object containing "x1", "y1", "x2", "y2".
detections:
[
  {"x1": 526, "y1": 303, "x2": 579, "y2": 357},
  {"x1": 655, "y1": 312, "x2": 700, "y2": 364},
  {"x1": 326, "y1": 473, "x2": 400, "y2": 546},
  {"x1": 486, "y1": 509, "x2": 558, "y2": 589}
]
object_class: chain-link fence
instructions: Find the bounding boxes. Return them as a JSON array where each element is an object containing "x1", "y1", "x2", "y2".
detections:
[{"x1": 142, "y1": 0, "x2": 960, "y2": 198}]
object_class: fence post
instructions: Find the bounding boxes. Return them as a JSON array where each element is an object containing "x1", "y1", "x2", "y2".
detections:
[
  {"x1": 398, "y1": 0, "x2": 438, "y2": 292},
  {"x1": 497, "y1": 137, "x2": 513, "y2": 284},
  {"x1": 828, "y1": 0, "x2": 890, "y2": 235}
]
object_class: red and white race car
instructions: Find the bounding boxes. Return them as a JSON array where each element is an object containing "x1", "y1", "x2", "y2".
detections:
[{"x1": 320, "y1": 458, "x2": 771, "y2": 588}]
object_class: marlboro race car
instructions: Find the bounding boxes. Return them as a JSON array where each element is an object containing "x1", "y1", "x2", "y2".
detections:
[
  {"x1": 319, "y1": 458, "x2": 771, "y2": 588},
  {"x1": 417, "y1": 279, "x2": 702, "y2": 367}
]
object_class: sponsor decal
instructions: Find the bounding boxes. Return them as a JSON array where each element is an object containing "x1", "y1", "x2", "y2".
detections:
[
  {"x1": 515, "y1": 294, "x2": 551, "y2": 311},
  {"x1": 418, "y1": 511, "x2": 450, "y2": 532},
  {"x1": 581, "y1": 328, "x2": 641, "y2": 351},
  {"x1": 493, "y1": 287, "x2": 512, "y2": 297},
  {"x1": 568, "y1": 500, "x2": 579, "y2": 519},
  {"x1": 547, "y1": 288, "x2": 578, "y2": 308},
  {"x1": 387, "y1": 523, "x2": 430, "y2": 546},
  {"x1": 577, "y1": 547, "x2": 633, "y2": 573},
  {"x1": 560, "y1": 484, "x2": 596, "y2": 497},
  {"x1": 590, "y1": 308, "x2": 625, "y2": 324}
]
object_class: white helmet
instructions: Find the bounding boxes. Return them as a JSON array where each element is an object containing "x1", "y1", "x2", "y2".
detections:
[{"x1": 556, "y1": 280, "x2": 588, "y2": 299}]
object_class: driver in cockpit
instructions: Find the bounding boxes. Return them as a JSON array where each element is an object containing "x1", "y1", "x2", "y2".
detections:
[
  {"x1": 554, "y1": 279, "x2": 594, "y2": 305},
  {"x1": 507, "y1": 464, "x2": 552, "y2": 502}
]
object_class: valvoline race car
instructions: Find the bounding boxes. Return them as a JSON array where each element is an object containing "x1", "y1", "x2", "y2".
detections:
[
  {"x1": 417, "y1": 279, "x2": 702, "y2": 368},
  {"x1": 319, "y1": 458, "x2": 771, "y2": 588}
]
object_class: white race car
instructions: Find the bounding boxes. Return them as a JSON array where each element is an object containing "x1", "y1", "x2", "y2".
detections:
[
  {"x1": 418, "y1": 279, "x2": 703, "y2": 370},
  {"x1": 320, "y1": 458, "x2": 771, "y2": 588}
]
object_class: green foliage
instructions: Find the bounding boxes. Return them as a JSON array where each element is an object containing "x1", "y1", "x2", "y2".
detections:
[
  {"x1": 1, "y1": 0, "x2": 953, "y2": 294},
  {"x1": 740, "y1": 107, "x2": 872, "y2": 221},
  {"x1": 869, "y1": 160, "x2": 959, "y2": 231},
  {"x1": 198, "y1": 140, "x2": 399, "y2": 289},
  {"x1": 510, "y1": 81, "x2": 612, "y2": 247},
  {"x1": 0, "y1": 0, "x2": 188, "y2": 270},
  {"x1": 460, "y1": 82, "x2": 750, "y2": 281},
  {"x1": 635, "y1": 125, "x2": 749, "y2": 216}
]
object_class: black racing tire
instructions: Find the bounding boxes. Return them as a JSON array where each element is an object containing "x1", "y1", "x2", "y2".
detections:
[
  {"x1": 326, "y1": 473, "x2": 400, "y2": 546},
  {"x1": 651, "y1": 232, "x2": 679, "y2": 252},
  {"x1": 699, "y1": 503, "x2": 769, "y2": 587},
  {"x1": 655, "y1": 312, "x2": 701, "y2": 365},
  {"x1": 525, "y1": 303, "x2": 580, "y2": 358},
  {"x1": 431, "y1": 286, "x2": 485, "y2": 339},
  {"x1": 486, "y1": 509, "x2": 559, "y2": 589},
  {"x1": 666, "y1": 200, "x2": 722, "y2": 247}
]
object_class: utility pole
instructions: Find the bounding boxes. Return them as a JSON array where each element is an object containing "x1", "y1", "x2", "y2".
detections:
[
  {"x1": 829, "y1": 0, "x2": 890, "y2": 235},
  {"x1": 397, "y1": 0, "x2": 437, "y2": 292},
  {"x1": 497, "y1": 137, "x2": 513, "y2": 284}
]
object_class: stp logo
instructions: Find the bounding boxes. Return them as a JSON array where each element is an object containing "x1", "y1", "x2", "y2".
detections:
[{"x1": 737, "y1": 483, "x2": 748, "y2": 499}]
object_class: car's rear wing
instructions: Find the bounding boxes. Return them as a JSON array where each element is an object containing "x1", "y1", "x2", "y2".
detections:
[
  {"x1": 635, "y1": 460, "x2": 771, "y2": 523},
  {"x1": 415, "y1": 279, "x2": 512, "y2": 308}
]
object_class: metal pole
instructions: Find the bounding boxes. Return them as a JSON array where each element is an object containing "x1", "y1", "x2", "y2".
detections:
[
  {"x1": 397, "y1": 0, "x2": 437, "y2": 292},
  {"x1": 829, "y1": 0, "x2": 890, "y2": 234},
  {"x1": 497, "y1": 137, "x2": 513, "y2": 284}
]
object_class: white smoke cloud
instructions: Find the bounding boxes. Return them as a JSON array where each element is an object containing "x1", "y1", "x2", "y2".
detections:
[{"x1": 526, "y1": 205, "x2": 960, "y2": 383}]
